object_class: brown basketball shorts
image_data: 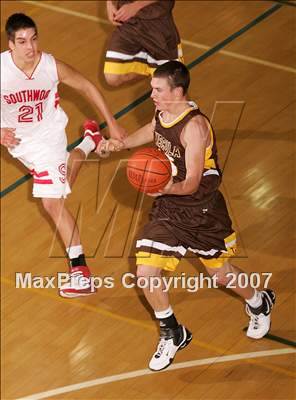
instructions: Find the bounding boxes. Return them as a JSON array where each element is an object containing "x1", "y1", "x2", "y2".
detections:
[
  {"x1": 104, "y1": 16, "x2": 183, "y2": 76},
  {"x1": 136, "y1": 191, "x2": 236, "y2": 270}
]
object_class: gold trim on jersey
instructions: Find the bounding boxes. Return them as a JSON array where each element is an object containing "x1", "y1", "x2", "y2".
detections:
[
  {"x1": 159, "y1": 103, "x2": 198, "y2": 128},
  {"x1": 158, "y1": 103, "x2": 218, "y2": 172},
  {"x1": 204, "y1": 126, "x2": 217, "y2": 169},
  {"x1": 136, "y1": 251, "x2": 180, "y2": 271}
]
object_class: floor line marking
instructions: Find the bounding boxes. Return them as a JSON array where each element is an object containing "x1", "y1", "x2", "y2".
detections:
[
  {"x1": 16, "y1": 348, "x2": 296, "y2": 400},
  {"x1": 1, "y1": 3, "x2": 284, "y2": 198},
  {"x1": 2, "y1": 2, "x2": 293, "y2": 381},
  {"x1": 2, "y1": 3, "x2": 293, "y2": 398},
  {"x1": 20, "y1": 1, "x2": 294, "y2": 74},
  {"x1": 21, "y1": 0, "x2": 110, "y2": 24},
  {"x1": 1, "y1": 275, "x2": 295, "y2": 380},
  {"x1": 273, "y1": 0, "x2": 296, "y2": 7},
  {"x1": 181, "y1": 39, "x2": 296, "y2": 74}
]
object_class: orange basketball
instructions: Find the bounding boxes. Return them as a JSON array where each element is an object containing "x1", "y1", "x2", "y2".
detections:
[{"x1": 127, "y1": 147, "x2": 172, "y2": 193}]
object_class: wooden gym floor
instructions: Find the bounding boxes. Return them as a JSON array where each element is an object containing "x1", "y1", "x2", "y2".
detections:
[{"x1": 1, "y1": 1, "x2": 295, "y2": 399}]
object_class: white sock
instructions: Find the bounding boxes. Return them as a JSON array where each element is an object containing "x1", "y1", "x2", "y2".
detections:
[
  {"x1": 76, "y1": 136, "x2": 95, "y2": 157},
  {"x1": 246, "y1": 289, "x2": 263, "y2": 308},
  {"x1": 66, "y1": 245, "x2": 83, "y2": 260},
  {"x1": 155, "y1": 305, "x2": 174, "y2": 319}
]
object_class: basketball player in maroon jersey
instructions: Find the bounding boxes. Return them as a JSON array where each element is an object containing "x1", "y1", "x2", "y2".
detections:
[
  {"x1": 104, "y1": 0, "x2": 183, "y2": 87},
  {"x1": 104, "y1": 61, "x2": 276, "y2": 371}
]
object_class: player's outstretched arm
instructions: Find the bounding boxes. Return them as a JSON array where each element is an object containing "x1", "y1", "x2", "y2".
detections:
[
  {"x1": 98, "y1": 119, "x2": 155, "y2": 156},
  {"x1": 56, "y1": 60, "x2": 126, "y2": 140},
  {"x1": 123, "y1": 121, "x2": 154, "y2": 149}
]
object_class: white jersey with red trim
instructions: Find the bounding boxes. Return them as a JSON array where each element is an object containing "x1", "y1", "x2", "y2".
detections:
[{"x1": 1, "y1": 50, "x2": 68, "y2": 160}]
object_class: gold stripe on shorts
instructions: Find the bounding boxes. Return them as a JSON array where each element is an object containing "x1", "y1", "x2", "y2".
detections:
[
  {"x1": 136, "y1": 251, "x2": 180, "y2": 271},
  {"x1": 200, "y1": 246, "x2": 236, "y2": 269},
  {"x1": 224, "y1": 232, "x2": 237, "y2": 249},
  {"x1": 104, "y1": 61, "x2": 154, "y2": 76}
]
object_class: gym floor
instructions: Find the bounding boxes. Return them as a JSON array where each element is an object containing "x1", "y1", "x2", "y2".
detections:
[{"x1": 1, "y1": 1, "x2": 295, "y2": 399}]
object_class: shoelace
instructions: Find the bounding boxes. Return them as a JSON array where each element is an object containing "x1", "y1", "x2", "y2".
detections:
[
  {"x1": 249, "y1": 314, "x2": 260, "y2": 330},
  {"x1": 246, "y1": 304, "x2": 261, "y2": 330},
  {"x1": 155, "y1": 338, "x2": 168, "y2": 358}
]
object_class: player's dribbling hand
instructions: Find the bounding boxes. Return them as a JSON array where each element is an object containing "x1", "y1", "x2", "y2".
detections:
[
  {"x1": 0, "y1": 128, "x2": 21, "y2": 150},
  {"x1": 147, "y1": 177, "x2": 174, "y2": 197}
]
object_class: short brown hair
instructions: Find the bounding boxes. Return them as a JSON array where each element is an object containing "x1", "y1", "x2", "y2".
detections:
[{"x1": 153, "y1": 61, "x2": 190, "y2": 95}]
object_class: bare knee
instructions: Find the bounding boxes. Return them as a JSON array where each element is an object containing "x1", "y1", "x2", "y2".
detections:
[
  {"x1": 137, "y1": 264, "x2": 162, "y2": 278},
  {"x1": 104, "y1": 73, "x2": 124, "y2": 87},
  {"x1": 41, "y1": 198, "x2": 63, "y2": 216},
  {"x1": 206, "y1": 261, "x2": 235, "y2": 286}
]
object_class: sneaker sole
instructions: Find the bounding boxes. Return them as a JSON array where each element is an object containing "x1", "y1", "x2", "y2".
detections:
[{"x1": 59, "y1": 289, "x2": 97, "y2": 298}]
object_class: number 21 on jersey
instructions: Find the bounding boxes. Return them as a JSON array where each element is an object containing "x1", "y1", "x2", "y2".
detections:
[{"x1": 18, "y1": 102, "x2": 43, "y2": 123}]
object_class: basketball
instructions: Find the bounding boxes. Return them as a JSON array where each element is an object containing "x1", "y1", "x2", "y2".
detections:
[{"x1": 127, "y1": 147, "x2": 172, "y2": 193}]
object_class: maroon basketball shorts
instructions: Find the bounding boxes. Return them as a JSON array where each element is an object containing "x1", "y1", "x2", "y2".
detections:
[{"x1": 136, "y1": 191, "x2": 236, "y2": 270}]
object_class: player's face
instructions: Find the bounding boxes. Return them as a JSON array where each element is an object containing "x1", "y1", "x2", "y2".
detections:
[
  {"x1": 9, "y1": 28, "x2": 38, "y2": 63},
  {"x1": 151, "y1": 77, "x2": 177, "y2": 111}
]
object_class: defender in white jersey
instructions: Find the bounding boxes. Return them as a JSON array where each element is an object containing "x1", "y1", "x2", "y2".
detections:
[
  {"x1": 1, "y1": 13, "x2": 125, "y2": 298},
  {"x1": 1, "y1": 50, "x2": 71, "y2": 197}
]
